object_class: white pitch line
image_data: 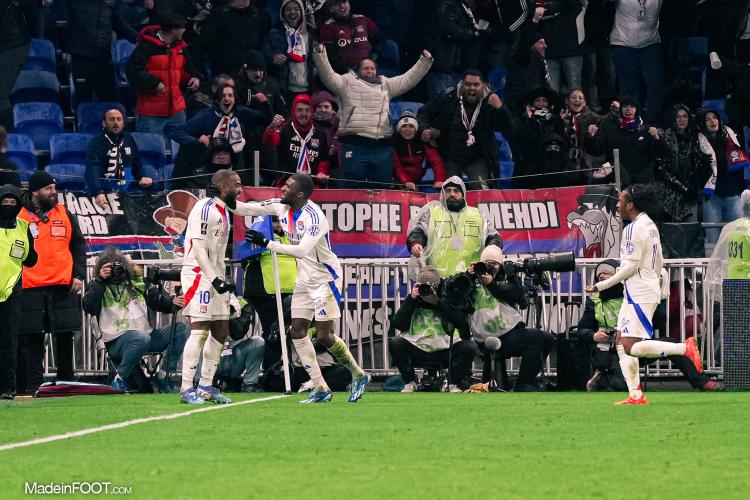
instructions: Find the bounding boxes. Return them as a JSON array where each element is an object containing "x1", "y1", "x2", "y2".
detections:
[{"x1": 0, "y1": 394, "x2": 289, "y2": 453}]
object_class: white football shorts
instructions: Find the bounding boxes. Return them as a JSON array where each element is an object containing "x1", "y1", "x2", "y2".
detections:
[
  {"x1": 181, "y1": 267, "x2": 233, "y2": 321},
  {"x1": 617, "y1": 302, "x2": 658, "y2": 339},
  {"x1": 291, "y1": 279, "x2": 343, "y2": 322}
]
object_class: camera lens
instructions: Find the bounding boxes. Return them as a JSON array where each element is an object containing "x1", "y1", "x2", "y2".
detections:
[
  {"x1": 111, "y1": 262, "x2": 126, "y2": 279},
  {"x1": 474, "y1": 262, "x2": 488, "y2": 275},
  {"x1": 417, "y1": 283, "x2": 433, "y2": 296}
]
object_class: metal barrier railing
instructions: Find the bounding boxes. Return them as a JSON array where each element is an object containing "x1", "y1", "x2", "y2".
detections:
[{"x1": 45, "y1": 257, "x2": 720, "y2": 380}]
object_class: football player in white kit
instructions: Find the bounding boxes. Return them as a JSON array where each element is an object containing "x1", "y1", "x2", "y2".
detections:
[
  {"x1": 238, "y1": 173, "x2": 371, "y2": 403},
  {"x1": 179, "y1": 170, "x2": 242, "y2": 404},
  {"x1": 586, "y1": 184, "x2": 703, "y2": 405}
]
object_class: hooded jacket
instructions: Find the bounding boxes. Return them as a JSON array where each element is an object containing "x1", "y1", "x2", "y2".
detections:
[
  {"x1": 126, "y1": 25, "x2": 200, "y2": 117},
  {"x1": 0, "y1": 184, "x2": 37, "y2": 302},
  {"x1": 311, "y1": 90, "x2": 342, "y2": 173},
  {"x1": 264, "y1": 0, "x2": 316, "y2": 93},
  {"x1": 262, "y1": 94, "x2": 331, "y2": 184},
  {"x1": 406, "y1": 176, "x2": 502, "y2": 256},
  {"x1": 505, "y1": 24, "x2": 551, "y2": 112},
  {"x1": 313, "y1": 48, "x2": 433, "y2": 141}
]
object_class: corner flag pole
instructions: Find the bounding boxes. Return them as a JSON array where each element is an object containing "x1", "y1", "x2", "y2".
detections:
[{"x1": 271, "y1": 250, "x2": 292, "y2": 394}]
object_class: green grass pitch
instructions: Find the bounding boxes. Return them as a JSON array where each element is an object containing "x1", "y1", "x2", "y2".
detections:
[{"x1": 1, "y1": 392, "x2": 749, "y2": 499}]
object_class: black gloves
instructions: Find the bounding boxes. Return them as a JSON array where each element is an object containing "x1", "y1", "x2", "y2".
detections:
[
  {"x1": 245, "y1": 229, "x2": 269, "y2": 247},
  {"x1": 211, "y1": 277, "x2": 235, "y2": 294}
]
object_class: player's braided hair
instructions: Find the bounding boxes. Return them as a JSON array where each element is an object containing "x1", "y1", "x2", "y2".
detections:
[{"x1": 622, "y1": 183, "x2": 661, "y2": 215}]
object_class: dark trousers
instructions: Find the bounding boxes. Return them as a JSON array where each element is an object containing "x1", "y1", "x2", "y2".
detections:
[
  {"x1": 0, "y1": 295, "x2": 20, "y2": 394},
  {"x1": 493, "y1": 325, "x2": 553, "y2": 386},
  {"x1": 444, "y1": 157, "x2": 492, "y2": 190},
  {"x1": 71, "y1": 55, "x2": 116, "y2": 103},
  {"x1": 17, "y1": 331, "x2": 75, "y2": 392},
  {"x1": 0, "y1": 44, "x2": 29, "y2": 129},
  {"x1": 388, "y1": 336, "x2": 475, "y2": 388}
]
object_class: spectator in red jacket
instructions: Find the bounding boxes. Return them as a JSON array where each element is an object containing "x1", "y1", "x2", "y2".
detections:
[
  {"x1": 262, "y1": 94, "x2": 331, "y2": 186},
  {"x1": 318, "y1": 0, "x2": 385, "y2": 74},
  {"x1": 393, "y1": 111, "x2": 446, "y2": 191},
  {"x1": 126, "y1": 14, "x2": 201, "y2": 137}
]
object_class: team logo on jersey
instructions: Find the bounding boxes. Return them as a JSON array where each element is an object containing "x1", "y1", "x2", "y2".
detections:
[
  {"x1": 338, "y1": 38, "x2": 348, "y2": 47},
  {"x1": 625, "y1": 242, "x2": 635, "y2": 255},
  {"x1": 297, "y1": 220, "x2": 305, "y2": 232},
  {"x1": 356, "y1": 25, "x2": 365, "y2": 33},
  {"x1": 311, "y1": 139, "x2": 319, "y2": 148}
]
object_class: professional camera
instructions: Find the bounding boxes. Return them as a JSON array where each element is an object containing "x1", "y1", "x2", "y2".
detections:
[
  {"x1": 442, "y1": 272, "x2": 476, "y2": 302},
  {"x1": 110, "y1": 261, "x2": 127, "y2": 281},
  {"x1": 146, "y1": 266, "x2": 182, "y2": 284},
  {"x1": 417, "y1": 282, "x2": 436, "y2": 297},
  {"x1": 473, "y1": 261, "x2": 491, "y2": 276},
  {"x1": 500, "y1": 252, "x2": 577, "y2": 278}
]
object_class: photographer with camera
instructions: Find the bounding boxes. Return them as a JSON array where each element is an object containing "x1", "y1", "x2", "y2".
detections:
[
  {"x1": 579, "y1": 259, "x2": 721, "y2": 392},
  {"x1": 407, "y1": 176, "x2": 502, "y2": 280},
  {"x1": 82, "y1": 247, "x2": 188, "y2": 393},
  {"x1": 470, "y1": 245, "x2": 555, "y2": 392},
  {"x1": 389, "y1": 266, "x2": 476, "y2": 393}
]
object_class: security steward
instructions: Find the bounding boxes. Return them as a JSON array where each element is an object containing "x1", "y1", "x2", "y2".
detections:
[
  {"x1": 0, "y1": 184, "x2": 37, "y2": 399},
  {"x1": 16, "y1": 171, "x2": 87, "y2": 393}
]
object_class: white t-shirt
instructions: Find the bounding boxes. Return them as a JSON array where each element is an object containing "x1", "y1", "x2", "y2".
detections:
[
  {"x1": 234, "y1": 199, "x2": 342, "y2": 285},
  {"x1": 182, "y1": 197, "x2": 231, "y2": 279},
  {"x1": 620, "y1": 212, "x2": 663, "y2": 303}
]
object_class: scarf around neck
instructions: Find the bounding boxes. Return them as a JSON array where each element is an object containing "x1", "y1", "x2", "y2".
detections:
[
  {"x1": 212, "y1": 110, "x2": 246, "y2": 153},
  {"x1": 619, "y1": 115, "x2": 643, "y2": 132},
  {"x1": 458, "y1": 85, "x2": 483, "y2": 147},
  {"x1": 104, "y1": 132, "x2": 126, "y2": 181}
]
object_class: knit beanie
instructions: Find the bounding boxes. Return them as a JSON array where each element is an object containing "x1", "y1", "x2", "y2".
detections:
[{"x1": 29, "y1": 170, "x2": 56, "y2": 192}]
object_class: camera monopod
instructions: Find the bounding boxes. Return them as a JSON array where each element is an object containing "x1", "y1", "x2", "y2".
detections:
[
  {"x1": 162, "y1": 284, "x2": 181, "y2": 383},
  {"x1": 271, "y1": 251, "x2": 292, "y2": 394},
  {"x1": 446, "y1": 329, "x2": 455, "y2": 391}
]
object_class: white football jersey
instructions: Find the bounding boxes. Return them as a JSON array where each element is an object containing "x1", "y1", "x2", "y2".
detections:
[
  {"x1": 620, "y1": 212, "x2": 663, "y2": 304},
  {"x1": 183, "y1": 197, "x2": 231, "y2": 278},
  {"x1": 235, "y1": 199, "x2": 342, "y2": 285}
]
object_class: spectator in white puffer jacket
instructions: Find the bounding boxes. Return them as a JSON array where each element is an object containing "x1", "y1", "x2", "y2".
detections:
[{"x1": 312, "y1": 43, "x2": 433, "y2": 188}]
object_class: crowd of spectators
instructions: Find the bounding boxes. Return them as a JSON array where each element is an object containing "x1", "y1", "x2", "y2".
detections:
[{"x1": 0, "y1": 1, "x2": 747, "y2": 238}]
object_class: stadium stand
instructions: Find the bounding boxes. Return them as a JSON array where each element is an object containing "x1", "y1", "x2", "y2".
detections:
[
  {"x1": 13, "y1": 103, "x2": 65, "y2": 152},
  {"x1": 23, "y1": 38, "x2": 57, "y2": 73},
  {"x1": 10, "y1": 70, "x2": 61, "y2": 105},
  {"x1": 50, "y1": 133, "x2": 94, "y2": 165},
  {"x1": 46, "y1": 163, "x2": 87, "y2": 191},
  {"x1": 131, "y1": 132, "x2": 167, "y2": 171},
  {"x1": 379, "y1": 40, "x2": 401, "y2": 78},
  {"x1": 6, "y1": 133, "x2": 38, "y2": 181}
]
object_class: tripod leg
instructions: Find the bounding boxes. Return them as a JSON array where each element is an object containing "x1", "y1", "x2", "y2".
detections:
[{"x1": 446, "y1": 333, "x2": 455, "y2": 390}]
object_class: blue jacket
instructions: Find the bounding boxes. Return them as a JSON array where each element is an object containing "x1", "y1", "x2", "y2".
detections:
[
  {"x1": 165, "y1": 105, "x2": 270, "y2": 145},
  {"x1": 85, "y1": 131, "x2": 144, "y2": 194}
]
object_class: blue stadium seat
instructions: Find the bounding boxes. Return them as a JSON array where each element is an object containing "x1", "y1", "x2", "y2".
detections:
[
  {"x1": 50, "y1": 133, "x2": 94, "y2": 165},
  {"x1": 499, "y1": 161, "x2": 514, "y2": 189},
  {"x1": 390, "y1": 101, "x2": 423, "y2": 126},
  {"x1": 23, "y1": 38, "x2": 56, "y2": 73},
  {"x1": 131, "y1": 132, "x2": 167, "y2": 170},
  {"x1": 488, "y1": 68, "x2": 507, "y2": 98},
  {"x1": 702, "y1": 99, "x2": 728, "y2": 123},
  {"x1": 163, "y1": 163, "x2": 174, "y2": 190},
  {"x1": 170, "y1": 140, "x2": 180, "y2": 160},
  {"x1": 13, "y1": 102, "x2": 64, "y2": 152},
  {"x1": 10, "y1": 70, "x2": 60, "y2": 104},
  {"x1": 76, "y1": 102, "x2": 127, "y2": 134},
  {"x1": 495, "y1": 132, "x2": 512, "y2": 162},
  {"x1": 112, "y1": 40, "x2": 135, "y2": 90},
  {"x1": 379, "y1": 39, "x2": 400, "y2": 78},
  {"x1": 46, "y1": 163, "x2": 87, "y2": 191},
  {"x1": 5, "y1": 133, "x2": 37, "y2": 181}
]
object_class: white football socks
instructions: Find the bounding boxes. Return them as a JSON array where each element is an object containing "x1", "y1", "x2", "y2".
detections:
[
  {"x1": 180, "y1": 329, "x2": 208, "y2": 392},
  {"x1": 291, "y1": 336, "x2": 329, "y2": 392},
  {"x1": 198, "y1": 335, "x2": 224, "y2": 387},
  {"x1": 630, "y1": 340, "x2": 686, "y2": 359},
  {"x1": 617, "y1": 344, "x2": 643, "y2": 399},
  {"x1": 328, "y1": 335, "x2": 365, "y2": 379}
]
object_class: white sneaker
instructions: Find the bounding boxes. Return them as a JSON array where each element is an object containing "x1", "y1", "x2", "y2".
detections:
[
  {"x1": 448, "y1": 384, "x2": 463, "y2": 393},
  {"x1": 401, "y1": 381, "x2": 418, "y2": 393}
]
